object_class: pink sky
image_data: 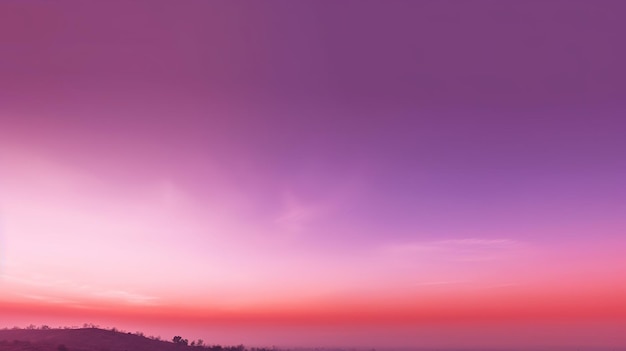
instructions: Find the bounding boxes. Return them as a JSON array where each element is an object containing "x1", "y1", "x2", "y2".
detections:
[{"x1": 1, "y1": 0, "x2": 626, "y2": 349}]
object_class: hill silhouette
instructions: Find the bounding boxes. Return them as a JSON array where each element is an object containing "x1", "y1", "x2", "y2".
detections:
[{"x1": 0, "y1": 328, "x2": 217, "y2": 351}]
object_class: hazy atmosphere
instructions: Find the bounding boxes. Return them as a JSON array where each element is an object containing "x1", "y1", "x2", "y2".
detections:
[{"x1": 1, "y1": 0, "x2": 626, "y2": 349}]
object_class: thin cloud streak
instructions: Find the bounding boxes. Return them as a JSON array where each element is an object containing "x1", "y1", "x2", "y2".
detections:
[
  {"x1": 385, "y1": 238, "x2": 526, "y2": 261},
  {"x1": 91, "y1": 290, "x2": 159, "y2": 306}
]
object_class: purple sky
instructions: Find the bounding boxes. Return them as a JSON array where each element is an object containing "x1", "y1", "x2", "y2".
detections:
[{"x1": 1, "y1": 0, "x2": 626, "y2": 349}]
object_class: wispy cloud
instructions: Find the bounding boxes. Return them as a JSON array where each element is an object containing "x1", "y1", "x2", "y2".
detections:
[
  {"x1": 91, "y1": 290, "x2": 159, "y2": 305},
  {"x1": 412, "y1": 280, "x2": 467, "y2": 286},
  {"x1": 478, "y1": 282, "x2": 522, "y2": 289},
  {"x1": 435, "y1": 238, "x2": 519, "y2": 246},
  {"x1": 18, "y1": 293, "x2": 79, "y2": 305},
  {"x1": 2, "y1": 273, "x2": 159, "y2": 306},
  {"x1": 385, "y1": 237, "x2": 525, "y2": 262},
  {"x1": 274, "y1": 191, "x2": 322, "y2": 233},
  {"x1": 1, "y1": 274, "x2": 63, "y2": 288}
]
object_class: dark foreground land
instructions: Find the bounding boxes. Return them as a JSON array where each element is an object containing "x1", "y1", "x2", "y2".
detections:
[
  {"x1": 0, "y1": 328, "x2": 230, "y2": 351},
  {"x1": 3, "y1": 328, "x2": 625, "y2": 351}
]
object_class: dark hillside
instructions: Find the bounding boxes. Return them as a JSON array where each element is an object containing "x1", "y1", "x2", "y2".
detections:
[{"x1": 0, "y1": 328, "x2": 192, "y2": 351}]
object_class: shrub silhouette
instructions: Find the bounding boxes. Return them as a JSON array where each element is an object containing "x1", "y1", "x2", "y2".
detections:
[{"x1": 173, "y1": 336, "x2": 189, "y2": 345}]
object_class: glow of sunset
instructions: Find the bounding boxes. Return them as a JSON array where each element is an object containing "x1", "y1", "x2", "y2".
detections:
[{"x1": 1, "y1": 1, "x2": 626, "y2": 349}]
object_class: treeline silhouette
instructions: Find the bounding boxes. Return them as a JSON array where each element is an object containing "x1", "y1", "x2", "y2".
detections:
[{"x1": 1, "y1": 324, "x2": 285, "y2": 351}]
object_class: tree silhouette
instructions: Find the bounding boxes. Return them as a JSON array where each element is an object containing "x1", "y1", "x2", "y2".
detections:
[{"x1": 173, "y1": 336, "x2": 189, "y2": 345}]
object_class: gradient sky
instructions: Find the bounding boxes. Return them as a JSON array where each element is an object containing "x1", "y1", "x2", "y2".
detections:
[{"x1": 1, "y1": 0, "x2": 626, "y2": 349}]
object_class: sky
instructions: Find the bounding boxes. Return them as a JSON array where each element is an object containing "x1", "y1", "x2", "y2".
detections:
[{"x1": 1, "y1": 0, "x2": 626, "y2": 349}]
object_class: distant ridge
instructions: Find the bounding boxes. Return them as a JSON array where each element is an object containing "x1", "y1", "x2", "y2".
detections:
[{"x1": 0, "y1": 328, "x2": 198, "y2": 351}]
